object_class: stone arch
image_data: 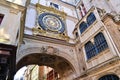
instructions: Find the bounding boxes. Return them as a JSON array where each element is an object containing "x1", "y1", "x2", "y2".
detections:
[{"x1": 16, "y1": 46, "x2": 78, "y2": 77}]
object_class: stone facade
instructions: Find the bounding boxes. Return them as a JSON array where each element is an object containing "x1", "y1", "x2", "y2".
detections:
[
  {"x1": 17, "y1": 0, "x2": 120, "y2": 80},
  {"x1": 73, "y1": 0, "x2": 120, "y2": 80},
  {"x1": 0, "y1": 0, "x2": 25, "y2": 79},
  {"x1": 0, "y1": 0, "x2": 120, "y2": 80}
]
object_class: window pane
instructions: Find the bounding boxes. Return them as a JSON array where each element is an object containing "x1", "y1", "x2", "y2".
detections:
[
  {"x1": 30, "y1": 0, "x2": 38, "y2": 4},
  {"x1": 85, "y1": 41, "x2": 96, "y2": 59},
  {"x1": 0, "y1": 14, "x2": 4, "y2": 25},
  {"x1": 6, "y1": 0, "x2": 26, "y2": 6},
  {"x1": 99, "y1": 74, "x2": 119, "y2": 80},
  {"x1": 79, "y1": 22, "x2": 88, "y2": 33},
  {"x1": 50, "y1": 2, "x2": 59, "y2": 9},
  {"x1": 85, "y1": 33, "x2": 109, "y2": 59},
  {"x1": 94, "y1": 33, "x2": 108, "y2": 53},
  {"x1": 87, "y1": 12, "x2": 96, "y2": 26}
]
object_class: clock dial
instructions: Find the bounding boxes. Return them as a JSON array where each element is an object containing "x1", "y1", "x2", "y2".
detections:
[{"x1": 38, "y1": 13, "x2": 65, "y2": 33}]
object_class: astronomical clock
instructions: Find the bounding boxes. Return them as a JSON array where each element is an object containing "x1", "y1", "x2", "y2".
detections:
[{"x1": 32, "y1": 4, "x2": 69, "y2": 41}]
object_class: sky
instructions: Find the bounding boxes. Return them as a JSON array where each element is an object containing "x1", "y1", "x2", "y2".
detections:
[{"x1": 14, "y1": 66, "x2": 27, "y2": 80}]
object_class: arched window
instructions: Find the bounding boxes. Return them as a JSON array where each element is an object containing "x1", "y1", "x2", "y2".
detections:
[
  {"x1": 75, "y1": 32, "x2": 79, "y2": 38},
  {"x1": 79, "y1": 22, "x2": 88, "y2": 33},
  {"x1": 50, "y1": 2, "x2": 59, "y2": 9},
  {"x1": 94, "y1": 33, "x2": 108, "y2": 53},
  {"x1": 85, "y1": 41, "x2": 96, "y2": 59},
  {"x1": 87, "y1": 12, "x2": 96, "y2": 26},
  {"x1": 99, "y1": 74, "x2": 119, "y2": 80},
  {"x1": 0, "y1": 14, "x2": 4, "y2": 25},
  {"x1": 85, "y1": 33, "x2": 109, "y2": 59}
]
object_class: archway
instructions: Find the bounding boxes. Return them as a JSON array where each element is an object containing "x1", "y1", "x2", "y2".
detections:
[
  {"x1": 16, "y1": 53, "x2": 76, "y2": 79},
  {"x1": 99, "y1": 74, "x2": 119, "y2": 80},
  {"x1": 14, "y1": 65, "x2": 59, "y2": 80}
]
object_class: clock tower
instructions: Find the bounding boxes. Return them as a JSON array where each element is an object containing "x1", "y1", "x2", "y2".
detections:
[{"x1": 32, "y1": 4, "x2": 69, "y2": 41}]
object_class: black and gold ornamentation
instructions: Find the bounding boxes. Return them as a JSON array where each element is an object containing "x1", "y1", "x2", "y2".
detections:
[
  {"x1": 32, "y1": 4, "x2": 69, "y2": 41},
  {"x1": 38, "y1": 13, "x2": 65, "y2": 33}
]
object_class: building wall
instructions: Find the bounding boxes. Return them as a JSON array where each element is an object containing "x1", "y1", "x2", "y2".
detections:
[
  {"x1": 10, "y1": 0, "x2": 120, "y2": 80},
  {"x1": 31, "y1": 65, "x2": 39, "y2": 80},
  {"x1": 0, "y1": 1, "x2": 24, "y2": 79},
  {"x1": 39, "y1": 66, "x2": 44, "y2": 79},
  {"x1": 24, "y1": 65, "x2": 39, "y2": 80},
  {"x1": 0, "y1": 2, "x2": 22, "y2": 45},
  {"x1": 6, "y1": 0, "x2": 27, "y2": 6},
  {"x1": 74, "y1": 0, "x2": 120, "y2": 80},
  {"x1": 76, "y1": 0, "x2": 120, "y2": 20},
  {"x1": 22, "y1": 0, "x2": 120, "y2": 79},
  {"x1": 106, "y1": 0, "x2": 120, "y2": 13},
  {"x1": 24, "y1": 0, "x2": 78, "y2": 39},
  {"x1": 103, "y1": 15, "x2": 120, "y2": 54}
]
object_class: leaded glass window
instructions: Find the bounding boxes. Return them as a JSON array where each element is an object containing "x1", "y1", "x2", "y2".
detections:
[
  {"x1": 87, "y1": 12, "x2": 96, "y2": 26},
  {"x1": 79, "y1": 12, "x2": 96, "y2": 34},
  {"x1": 79, "y1": 22, "x2": 88, "y2": 33},
  {"x1": 0, "y1": 14, "x2": 4, "y2": 25},
  {"x1": 85, "y1": 41, "x2": 96, "y2": 59},
  {"x1": 85, "y1": 33, "x2": 108, "y2": 59},
  {"x1": 50, "y1": 2, "x2": 59, "y2": 9},
  {"x1": 94, "y1": 33, "x2": 108, "y2": 53}
]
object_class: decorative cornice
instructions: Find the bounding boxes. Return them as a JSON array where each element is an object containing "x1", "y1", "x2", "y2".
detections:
[
  {"x1": 60, "y1": 0, "x2": 76, "y2": 7},
  {"x1": 9, "y1": 9, "x2": 20, "y2": 14},
  {"x1": 74, "y1": 6, "x2": 95, "y2": 31},
  {"x1": 36, "y1": 3, "x2": 67, "y2": 20},
  {"x1": 0, "y1": 0, "x2": 25, "y2": 11},
  {"x1": 0, "y1": 43, "x2": 17, "y2": 51},
  {"x1": 32, "y1": 27, "x2": 70, "y2": 41},
  {"x1": 80, "y1": 56, "x2": 120, "y2": 78},
  {"x1": 32, "y1": 3, "x2": 69, "y2": 41},
  {"x1": 102, "y1": 13, "x2": 120, "y2": 24},
  {"x1": 23, "y1": 34, "x2": 75, "y2": 47}
]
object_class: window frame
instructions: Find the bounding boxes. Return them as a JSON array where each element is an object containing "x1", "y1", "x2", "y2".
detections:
[
  {"x1": 79, "y1": 21, "x2": 88, "y2": 34},
  {"x1": 99, "y1": 74, "x2": 119, "y2": 80},
  {"x1": 94, "y1": 32, "x2": 108, "y2": 53},
  {"x1": 79, "y1": 12, "x2": 96, "y2": 34},
  {"x1": 0, "y1": 14, "x2": 4, "y2": 25},
  {"x1": 87, "y1": 12, "x2": 96, "y2": 26},
  {"x1": 50, "y1": 2, "x2": 59, "y2": 9},
  {"x1": 85, "y1": 41, "x2": 97, "y2": 59},
  {"x1": 85, "y1": 32, "x2": 108, "y2": 60}
]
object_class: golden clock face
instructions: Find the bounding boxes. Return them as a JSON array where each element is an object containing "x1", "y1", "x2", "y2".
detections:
[
  {"x1": 38, "y1": 13, "x2": 65, "y2": 33},
  {"x1": 42, "y1": 15, "x2": 62, "y2": 31}
]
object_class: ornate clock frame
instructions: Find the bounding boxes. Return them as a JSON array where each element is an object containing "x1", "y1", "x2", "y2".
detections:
[{"x1": 32, "y1": 3, "x2": 69, "y2": 41}]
